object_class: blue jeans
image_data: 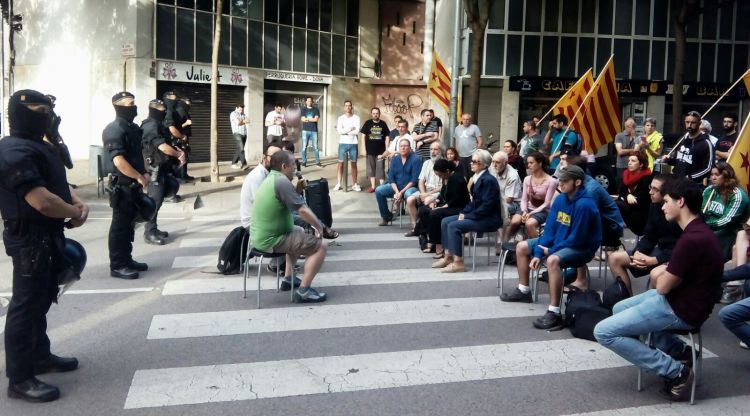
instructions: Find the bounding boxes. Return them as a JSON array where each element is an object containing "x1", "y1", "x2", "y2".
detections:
[
  {"x1": 375, "y1": 184, "x2": 417, "y2": 220},
  {"x1": 301, "y1": 130, "x2": 320, "y2": 165},
  {"x1": 338, "y1": 143, "x2": 358, "y2": 162},
  {"x1": 719, "y1": 297, "x2": 750, "y2": 346},
  {"x1": 441, "y1": 215, "x2": 496, "y2": 258},
  {"x1": 594, "y1": 289, "x2": 691, "y2": 379}
]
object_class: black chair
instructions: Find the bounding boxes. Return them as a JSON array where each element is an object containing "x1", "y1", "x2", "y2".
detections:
[{"x1": 637, "y1": 327, "x2": 702, "y2": 405}]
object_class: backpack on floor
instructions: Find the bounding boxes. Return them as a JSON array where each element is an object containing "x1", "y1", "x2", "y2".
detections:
[
  {"x1": 564, "y1": 287, "x2": 612, "y2": 341},
  {"x1": 217, "y1": 226, "x2": 249, "y2": 275},
  {"x1": 602, "y1": 276, "x2": 631, "y2": 310}
]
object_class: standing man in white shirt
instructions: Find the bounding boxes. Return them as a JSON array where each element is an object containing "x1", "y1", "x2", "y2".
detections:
[
  {"x1": 264, "y1": 103, "x2": 285, "y2": 144},
  {"x1": 230, "y1": 104, "x2": 248, "y2": 169},
  {"x1": 454, "y1": 113, "x2": 483, "y2": 178},
  {"x1": 334, "y1": 100, "x2": 361, "y2": 191}
]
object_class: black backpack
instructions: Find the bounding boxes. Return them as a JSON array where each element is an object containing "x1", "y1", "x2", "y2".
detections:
[
  {"x1": 564, "y1": 287, "x2": 612, "y2": 341},
  {"x1": 217, "y1": 226, "x2": 249, "y2": 275},
  {"x1": 602, "y1": 276, "x2": 631, "y2": 310}
]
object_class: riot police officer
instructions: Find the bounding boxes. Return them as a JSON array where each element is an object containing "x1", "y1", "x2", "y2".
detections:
[
  {"x1": 175, "y1": 96, "x2": 195, "y2": 182},
  {"x1": 163, "y1": 91, "x2": 191, "y2": 183},
  {"x1": 141, "y1": 99, "x2": 185, "y2": 244},
  {"x1": 0, "y1": 89, "x2": 89, "y2": 402},
  {"x1": 102, "y1": 91, "x2": 151, "y2": 279}
]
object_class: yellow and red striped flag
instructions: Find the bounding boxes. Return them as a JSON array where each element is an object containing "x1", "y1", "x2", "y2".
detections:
[
  {"x1": 428, "y1": 52, "x2": 452, "y2": 112},
  {"x1": 571, "y1": 56, "x2": 621, "y2": 153},
  {"x1": 743, "y1": 68, "x2": 750, "y2": 96},
  {"x1": 552, "y1": 69, "x2": 594, "y2": 121},
  {"x1": 728, "y1": 116, "x2": 750, "y2": 194}
]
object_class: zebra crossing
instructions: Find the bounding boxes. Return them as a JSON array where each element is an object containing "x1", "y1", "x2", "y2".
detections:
[{"x1": 114, "y1": 212, "x2": 747, "y2": 414}]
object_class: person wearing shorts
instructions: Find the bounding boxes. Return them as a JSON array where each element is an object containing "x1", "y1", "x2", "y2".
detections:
[
  {"x1": 501, "y1": 165, "x2": 601, "y2": 330},
  {"x1": 334, "y1": 100, "x2": 361, "y2": 191},
  {"x1": 360, "y1": 107, "x2": 390, "y2": 192}
]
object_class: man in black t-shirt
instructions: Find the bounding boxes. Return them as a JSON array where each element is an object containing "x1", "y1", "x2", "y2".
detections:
[
  {"x1": 595, "y1": 177, "x2": 723, "y2": 402},
  {"x1": 412, "y1": 109, "x2": 439, "y2": 161},
  {"x1": 361, "y1": 107, "x2": 390, "y2": 192},
  {"x1": 715, "y1": 113, "x2": 738, "y2": 161}
]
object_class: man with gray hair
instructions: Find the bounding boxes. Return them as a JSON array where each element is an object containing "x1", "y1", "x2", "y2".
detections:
[
  {"x1": 490, "y1": 151, "x2": 522, "y2": 231},
  {"x1": 699, "y1": 119, "x2": 719, "y2": 147},
  {"x1": 405, "y1": 141, "x2": 444, "y2": 237}
]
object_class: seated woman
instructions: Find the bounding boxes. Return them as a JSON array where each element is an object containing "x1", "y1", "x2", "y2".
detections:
[
  {"x1": 506, "y1": 152, "x2": 557, "y2": 241},
  {"x1": 719, "y1": 218, "x2": 750, "y2": 348},
  {"x1": 432, "y1": 149, "x2": 501, "y2": 273},
  {"x1": 445, "y1": 146, "x2": 462, "y2": 173},
  {"x1": 702, "y1": 161, "x2": 750, "y2": 261},
  {"x1": 416, "y1": 159, "x2": 470, "y2": 256},
  {"x1": 614, "y1": 151, "x2": 652, "y2": 236}
]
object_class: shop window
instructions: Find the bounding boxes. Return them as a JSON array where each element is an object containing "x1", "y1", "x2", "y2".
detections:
[
  {"x1": 485, "y1": 34, "x2": 504, "y2": 76},
  {"x1": 293, "y1": 28, "x2": 306, "y2": 72},
  {"x1": 488, "y1": 0, "x2": 505, "y2": 30},
  {"x1": 652, "y1": 0, "x2": 667, "y2": 37},
  {"x1": 345, "y1": 36, "x2": 358, "y2": 77},
  {"x1": 523, "y1": 36, "x2": 540, "y2": 76},
  {"x1": 176, "y1": 8, "x2": 195, "y2": 62},
  {"x1": 264, "y1": 23, "x2": 278, "y2": 69},
  {"x1": 541, "y1": 36, "x2": 558, "y2": 76},
  {"x1": 294, "y1": 0, "x2": 306, "y2": 27},
  {"x1": 631, "y1": 39, "x2": 649, "y2": 80},
  {"x1": 580, "y1": 0, "x2": 596, "y2": 33},
  {"x1": 561, "y1": 0, "x2": 578, "y2": 33},
  {"x1": 525, "y1": 0, "x2": 542, "y2": 32},
  {"x1": 651, "y1": 40, "x2": 665, "y2": 80},
  {"x1": 307, "y1": 30, "x2": 320, "y2": 73},
  {"x1": 156, "y1": 5, "x2": 175, "y2": 60},
  {"x1": 544, "y1": 0, "x2": 559, "y2": 32},
  {"x1": 634, "y1": 0, "x2": 650, "y2": 36},
  {"x1": 279, "y1": 25, "x2": 293, "y2": 70},
  {"x1": 248, "y1": 19, "x2": 264, "y2": 67},
  {"x1": 715, "y1": 44, "x2": 732, "y2": 83},
  {"x1": 699, "y1": 43, "x2": 715, "y2": 82},
  {"x1": 332, "y1": 0, "x2": 346, "y2": 34},
  {"x1": 559, "y1": 37, "x2": 577, "y2": 78},
  {"x1": 578, "y1": 37, "x2": 594, "y2": 74},
  {"x1": 613, "y1": 38, "x2": 630, "y2": 78},
  {"x1": 232, "y1": 17, "x2": 248, "y2": 67},
  {"x1": 265, "y1": 0, "x2": 278, "y2": 23},
  {"x1": 597, "y1": 0, "x2": 612, "y2": 35},
  {"x1": 320, "y1": 0, "x2": 332, "y2": 32},
  {"x1": 508, "y1": 0, "x2": 523, "y2": 31},
  {"x1": 332, "y1": 34, "x2": 346, "y2": 76},
  {"x1": 614, "y1": 0, "x2": 632, "y2": 36},
  {"x1": 506, "y1": 35, "x2": 522, "y2": 75},
  {"x1": 220, "y1": 15, "x2": 231, "y2": 65},
  {"x1": 196, "y1": 10, "x2": 213, "y2": 62},
  {"x1": 308, "y1": 0, "x2": 320, "y2": 30},
  {"x1": 279, "y1": 0, "x2": 292, "y2": 25}
]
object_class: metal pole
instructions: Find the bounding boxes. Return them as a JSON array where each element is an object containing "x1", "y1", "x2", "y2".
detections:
[
  {"x1": 343, "y1": 152, "x2": 348, "y2": 192},
  {"x1": 447, "y1": 0, "x2": 462, "y2": 147}
]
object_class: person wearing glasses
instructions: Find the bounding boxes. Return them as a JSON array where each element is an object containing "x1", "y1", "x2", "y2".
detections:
[
  {"x1": 606, "y1": 174, "x2": 682, "y2": 295},
  {"x1": 662, "y1": 111, "x2": 714, "y2": 186}
]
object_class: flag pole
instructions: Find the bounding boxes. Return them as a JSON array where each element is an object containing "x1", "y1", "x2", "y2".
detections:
[
  {"x1": 447, "y1": 0, "x2": 461, "y2": 147},
  {"x1": 703, "y1": 67, "x2": 750, "y2": 118},
  {"x1": 537, "y1": 68, "x2": 593, "y2": 125}
]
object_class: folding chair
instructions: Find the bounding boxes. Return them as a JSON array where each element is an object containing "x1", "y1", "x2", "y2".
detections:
[
  {"x1": 637, "y1": 327, "x2": 702, "y2": 405},
  {"x1": 467, "y1": 231, "x2": 497, "y2": 272}
]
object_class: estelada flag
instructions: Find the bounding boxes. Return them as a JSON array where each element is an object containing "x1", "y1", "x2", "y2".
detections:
[
  {"x1": 728, "y1": 115, "x2": 750, "y2": 194},
  {"x1": 552, "y1": 69, "x2": 593, "y2": 121},
  {"x1": 571, "y1": 56, "x2": 621, "y2": 153},
  {"x1": 743, "y1": 68, "x2": 750, "y2": 94},
  {"x1": 428, "y1": 52, "x2": 452, "y2": 112}
]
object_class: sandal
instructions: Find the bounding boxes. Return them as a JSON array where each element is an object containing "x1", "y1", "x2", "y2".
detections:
[
  {"x1": 322, "y1": 228, "x2": 340, "y2": 239},
  {"x1": 432, "y1": 251, "x2": 444, "y2": 259}
]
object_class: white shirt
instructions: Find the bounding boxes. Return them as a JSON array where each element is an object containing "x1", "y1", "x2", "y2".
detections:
[
  {"x1": 239, "y1": 164, "x2": 269, "y2": 228},
  {"x1": 389, "y1": 133, "x2": 416, "y2": 153},
  {"x1": 418, "y1": 158, "x2": 443, "y2": 193},
  {"x1": 230, "y1": 110, "x2": 247, "y2": 135},
  {"x1": 493, "y1": 165, "x2": 522, "y2": 203},
  {"x1": 336, "y1": 113, "x2": 361, "y2": 145},
  {"x1": 264, "y1": 111, "x2": 285, "y2": 136}
]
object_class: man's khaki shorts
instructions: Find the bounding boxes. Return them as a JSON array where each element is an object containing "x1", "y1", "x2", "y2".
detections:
[{"x1": 272, "y1": 226, "x2": 320, "y2": 257}]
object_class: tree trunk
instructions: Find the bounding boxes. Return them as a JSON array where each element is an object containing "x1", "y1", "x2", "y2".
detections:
[
  {"x1": 210, "y1": 0, "x2": 223, "y2": 183},
  {"x1": 463, "y1": 0, "x2": 491, "y2": 124},
  {"x1": 672, "y1": 1, "x2": 687, "y2": 134}
]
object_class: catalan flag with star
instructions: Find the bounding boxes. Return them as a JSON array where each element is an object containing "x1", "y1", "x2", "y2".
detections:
[
  {"x1": 428, "y1": 52, "x2": 453, "y2": 113},
  {"x1": 728, "y1": 115, "x2": 750, "y2": 194}
]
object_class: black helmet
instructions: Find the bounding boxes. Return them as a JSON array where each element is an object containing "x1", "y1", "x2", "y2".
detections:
[
  {"x1": 134, "y1": 192, "x2": 157, "y2": 223},
  {"x1": 57, "y1": 238, "x2": 86, "y2": 288}
]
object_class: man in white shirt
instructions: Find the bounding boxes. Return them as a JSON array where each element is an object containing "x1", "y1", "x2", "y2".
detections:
[
  {"x1": 264, "y1": 103, "x2": 285, "y2": 144},
  {"x1": 490, "y1": 151, "x2": 522, "y2": 238},
  {"x1": 405, "y1": 141, "x2": 444, "y2": 236},
  {"x1": 454, "y1": 113, "x2": 483, "y2": 177},
  {"x1": 230, "y1": 104, "x2": 248, "y2": 169},
  {"x1": 382, "y1": 119, "x2": 415, "y2": 159},
  {"x1": 334, "y1": 100, "x2": 361, "y2": 191}
]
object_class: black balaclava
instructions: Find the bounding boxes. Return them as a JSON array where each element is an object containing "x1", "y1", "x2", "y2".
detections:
[
  {"x1": 112, "y1": 91, "x2": 137, "y2": 122},
  {"x1": 162, "y1": 91, "x2": 177, "y2": 111},
  {"x1": 8, "y1": 89, "x2": 53, "y2": 139},
  {"x1": 148, "y1": 99, "x2": 167, "y2": 122}
]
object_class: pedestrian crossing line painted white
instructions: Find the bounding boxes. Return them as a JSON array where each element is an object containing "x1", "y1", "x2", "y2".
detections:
[
  {"x1": 179, "y1": 238, "x2": 226, "y2": 248},
  {"x1": 185, "y1": 222, "x2": 237, "y2": 234},
  {"x1": 178, "y1": 233, "x2": 411, "y2": 248},
  {"x1": 162, "y1": 269, "x2": 502, "y2": 295},
  {"x1": 123, "y1": 338, "x2": 717, "y2": 409},
  {"x1": 324, "y1": 221, "x2": 385, "y2": 229},
  {"x1": 172, "y1": 249, "x2": 429, "y2": 268},
  {"x1": 0, "y1": 287, "x2": 156, "y2": 297},
  {"x1": 147, "y1": 296, "x2": 545, "y2": 339},
  {"x1": 562, "y1": 394, "x2": 750, "y2": 415}
]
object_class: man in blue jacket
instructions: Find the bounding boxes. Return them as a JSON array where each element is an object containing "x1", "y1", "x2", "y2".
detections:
[
  {"x1": 501, "y1": 165, "x2": 601, "y2": 330},
  {"x1": 375, "y1": 138, "x2": 422, "y2": 225}
]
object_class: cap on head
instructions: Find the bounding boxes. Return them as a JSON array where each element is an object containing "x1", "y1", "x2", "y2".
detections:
[
  {"x1": 112, "y1": 91, "x2": 135, "y2": 105},
  {"x1": 12, "y1": 89, "x2": 52, "y2": 106},
  {"x1": 557, "y1": 165, "x2": 585, "y2": 181},
  {"x1": 148, "y1": 99, "x2": 165, "y2": 109}
]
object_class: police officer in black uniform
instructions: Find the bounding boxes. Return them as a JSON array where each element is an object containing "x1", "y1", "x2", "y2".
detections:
[
  {"x1": 0, "y1": 90, "x2": 89, "y2": 402},
  {"x1": 174, "y1": 96, "x2": 195, "y2": 182},
  {"x1": 102, "y1": 92, "x2": 150, "y2": 279},
  {"x1": 162, "y1": 91, "x2": 191, "y2": 183},
  {"x1": 141, "y1": 99, "x2": 185, "y2": 244}
]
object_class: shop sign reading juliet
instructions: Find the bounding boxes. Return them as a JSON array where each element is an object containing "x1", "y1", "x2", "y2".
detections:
[{"x1": 157, "y1": 61, "x2": 249, "y2": 86}]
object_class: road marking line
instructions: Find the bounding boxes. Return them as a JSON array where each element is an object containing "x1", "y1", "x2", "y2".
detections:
[
  {"x1": 172, "y1": 249, "x2": 429, "y2": 268},
  {"x1": 162, "y1": 268, "x2": 501, "y2": 295},
  {"x1": 561, "y1": 394, "x2": 750, "y2": 415},
  {"x1": 179, "y1": 238, "x2": 226, "y2": 248},
  {"x1": 124, "y1": 339, "x2": 717, "y2": 409},
  {"x1": 178, "y1": 233, "x2": 411, "y2": 248},
  {"x1": 0, "y1": 287, "x2": 156, "y2": 297},
  {"x1": 147, "y1": 296, "x2": 545, "y2": 339}
]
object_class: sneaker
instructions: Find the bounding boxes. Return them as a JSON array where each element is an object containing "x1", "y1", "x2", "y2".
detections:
[
  {"x1": 294, "y1": 287, "x2": 327, "y2": 303},
  {"x1": 671, "y1": 344, "x2": 700, "y2": 367},
  {"x1": 352, "y1": 184, "x2": 362, "y2": 192},
  {"x1": 500, "y1": 288, "x2": 533, "y2": 303},
  {"x1": 720, "y1": 286, "x2": 743, "y2": 304},
  {"x1": 333, "y1": 183, "x2": 342, "y2": 191},
  {"x1": 658, "y1": 366, "x2": 694, "y2": 402},
  {"x1": 279, "y1": 276, "x2": 302, "y2": 291},
  {"x1": 533, "y1": 311, "x2": 563, "y2": 330},
  {"x1": 740, "y1": 341, "x2": 749, "y2": 349}
]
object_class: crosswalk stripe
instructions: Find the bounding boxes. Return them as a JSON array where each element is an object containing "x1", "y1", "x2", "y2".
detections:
[
  {"x1": 124, "y1": 338, "x2": 716, "y2": 409},
  {"x1": 179, "y1": 233, "x2": 412, "y2": 248},
  {"x1": 162, "y1": 268, "x2": 502, "y2": 295},
  {"x1": 561, "y1": 394, "x2": 750, "y2": 415},
  {"x1": 172, "y1": 248, "x2": 430, "y2": 268},
  {"x1": 185, "y1": 223, "x2": 237, "y2": 234},
  {"x1": 179, "y1": 238, "x2": 226, "y2": 248},
  {"x1": 147, "y1": 297, "x2": 544, "y2": 339}
]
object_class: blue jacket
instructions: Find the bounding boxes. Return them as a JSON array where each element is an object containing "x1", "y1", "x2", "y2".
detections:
[
  {"x1": 462, "y1": 170, "x2": 502, "y2": 229},
  {"x1": 388, "y1": 153, "x2": 422, "y2": 190},
  {"x1": 535, "y1": 187, "x2": 602, "y2": 259},
  {"x1": 584, "y1": 175, "x2": 625, "y2": 233}
]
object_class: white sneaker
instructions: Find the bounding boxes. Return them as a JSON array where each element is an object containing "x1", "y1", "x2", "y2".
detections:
[
  {"x1": 333, "y1": 183, "x2": 341, "y2": 191},
  {"x1": 352, "y1": 184, "x2": 362, "y2": 192},
  {"x1": 741, "y1": 341, "x2": 749, "y2": 349}
]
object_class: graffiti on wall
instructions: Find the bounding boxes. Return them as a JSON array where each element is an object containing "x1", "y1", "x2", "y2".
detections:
[{"x1": 375, "y1": 87, "x2": 429, "y2": 128}]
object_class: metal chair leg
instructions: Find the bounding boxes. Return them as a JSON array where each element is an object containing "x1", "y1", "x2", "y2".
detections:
[
  {"x1": 472, "y1": 232, "x2": 477, "y2": 272},
  {"x1": 497, "y1": 249, "x2": 509, "y2": 290},
  {"x1": 256, "y1": 255, "x2": 264, "y2": 309},
  {"x1": 637, "y1": 333, "x2": 652, "y2": 392}
]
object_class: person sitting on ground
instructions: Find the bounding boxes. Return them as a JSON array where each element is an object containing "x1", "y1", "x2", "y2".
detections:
[
  {"x1": 432, "y1": 149, "x2": 500, "y2": 273},
  {"x1": 500, "y1": 165, "x2": 601, "y2": 330},
  {"x1": 405, "y1": 141, "x2": 443, "y2": 237},
  {"x1": 702, "y1": 161, "x2": 749, "y2": 261},
  {"x1": 250, "y1": 151, "x2": 330, "y2": 303},
  {"x1": 719, "y1": 219, "x2": 750, "y2": 348},
  {"x1": 607, "y1": 174, "x2": 682, "y2": 295},
  {"x1": 507, "y1": 152, "x2": 557, "y2": 241},
  {"x1": 615, "y1": 151, "x2": 652, "y2": 236},
  {"x1": 490, "y1": 151, "x2": 522, "y2": 246},
  {"x1": 417, "y1": 158, "x2": 470, "y2": 255},
  {"x1": 503, "y1": 140, "x2": 527, "y2": 181},
  {"x1": 375, "y1": 138, "x2": 422, "y2": 226},
  {"x1": 594, "y1": 176, "x2": 724, "y2": 402}
]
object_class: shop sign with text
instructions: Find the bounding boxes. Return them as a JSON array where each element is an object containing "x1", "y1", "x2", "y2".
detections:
[
  {"x1": 157, "y1": 61, "x2": 248, "y2": 86},
  {"x1": 264, "y1": 71, "x2": 332, "y2": 85}
]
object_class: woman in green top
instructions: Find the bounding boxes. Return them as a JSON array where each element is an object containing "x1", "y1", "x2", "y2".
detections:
[{"x1": 702, "y1": 161, "x2": 750, "y2": 260}]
